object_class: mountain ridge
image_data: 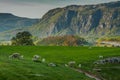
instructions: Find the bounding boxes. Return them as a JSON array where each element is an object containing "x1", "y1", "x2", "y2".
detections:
[
  {"x1": 0, "y1": 13, "x2": 39, "y2": 32},
  {"x1": 28, "y1": 1, "x2": 120, "y2": 42},
  {"x1": 0, "y1": 1, "x2": 120, "y2": 42}
]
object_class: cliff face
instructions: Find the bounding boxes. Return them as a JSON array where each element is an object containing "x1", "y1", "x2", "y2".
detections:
[
  {"x1": 30, "y1": 1, "x2": 120, "y2": 40},
  {"x1": 0, "y1": 1, "x2": 120, "y2": 42}
]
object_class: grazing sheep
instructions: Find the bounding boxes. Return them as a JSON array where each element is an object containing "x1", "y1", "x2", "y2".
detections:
[
  {"x1": 20, "y1": 55, "x2": 24, "y2": 60},
  {"x1": 65, "y1": 64, "x2": 68, "y2": 67},
  {"x1": 9, "y1": 53, "x2": 21, "y2": 59},
  {"x1": 78, "y1": 64, "x2": 82, "y2": 68},
  {"x1": 42, "y1": 58, "x2": 45, "y2": 63},
  {"x1": 99, "y1": 55, "x2": 103, "y2": 59},
  {"x1": 94, "y1": 60, "x2": 105, "y2": 64},
  {"x1": 48, "y1": 63, "x2": 56, "y2": 67},
  {"x1": 32, "y1": 55, "x2": 40, "y2": 62},
  {"x1": 68, "y1": 61, "x2": 76, "y2": 67},
  {"x1": 94, "y1": 62, "x2": 99, "y2": 64}
]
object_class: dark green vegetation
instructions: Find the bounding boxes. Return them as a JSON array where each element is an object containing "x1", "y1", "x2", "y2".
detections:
[
  {"x1": 0, "y1": 46, "x2": 120, "y2": 80},
  {"x1": 94, "y1": 64, "x2": 120, "y2": 80},
  {"x1": 36, "y1": 35, "x2": 87, "y2": 46},
  {"x1": 11, "y1": 31, "x2": 34, "y2": 45}
]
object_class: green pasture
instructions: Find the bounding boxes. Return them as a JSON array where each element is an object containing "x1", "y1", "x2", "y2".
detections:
[{"x1": 0, "y1": 46, "x2": 119, "y2": 80}]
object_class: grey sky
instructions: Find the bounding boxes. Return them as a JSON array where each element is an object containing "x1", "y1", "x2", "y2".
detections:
[{"x1": 0, "y1": 0, "x2": 119, "y2": 18}]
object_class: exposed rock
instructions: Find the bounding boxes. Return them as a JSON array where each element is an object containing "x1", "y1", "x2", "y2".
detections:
[
  {"x1": 94, "y1": 57, "x2": 120, "y2": 64},
  {"x1": 1, "y1": 1, "x2": 120, "y2": 42},
  {"x1": 27, "y1": 1, "x2": 120, "y2": 42}
]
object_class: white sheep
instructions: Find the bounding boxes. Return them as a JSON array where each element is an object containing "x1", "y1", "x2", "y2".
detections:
[
  {"x1": 65, "y1": 64, "x2": 68, "y2": 67},
  {"x1": 68, "y1": 61, "x2": 76, "y2": 67},
  {"x1": 20, "y1": 55, "x2": 24, "y2": 60},
  {"x1": 99, "y1": 55, "x2": 103, "y2": 59},
  {"x1": 48, "y1": 63, "x2": 56, "y2": 67},
  {"x1": 78, "y1": 64, "x2": 82, "y2": 68},
  {"x1": 42, "y1": 58, "x2": 46, "y2": 63},
  {"x1": 9, "y1": 53, "x2": 21, "y2": 59},
  {"x1": 32, "y1": 55, "x2": 40, "y2": 62}
]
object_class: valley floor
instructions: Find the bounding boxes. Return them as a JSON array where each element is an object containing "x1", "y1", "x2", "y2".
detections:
[{"x1": 0, "y1": 46, "x2": 120, "y2": 80}]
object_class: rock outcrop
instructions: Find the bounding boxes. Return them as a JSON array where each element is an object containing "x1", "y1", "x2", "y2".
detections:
[{"x1": 29, "y1": 1, "x2": 120, "y2": 41}]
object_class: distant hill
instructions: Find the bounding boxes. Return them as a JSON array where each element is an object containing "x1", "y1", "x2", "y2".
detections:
[
  {"x1": 0, "y1": 13, "x2": 39, "y2": 32},
  {"x1": 0, "y1": 13, "x2": 39, "y2": 41}
]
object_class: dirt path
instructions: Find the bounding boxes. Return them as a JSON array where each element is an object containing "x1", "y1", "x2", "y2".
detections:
[{"x1": 72, "y1": 68, "x2": 102, "y2": 80}]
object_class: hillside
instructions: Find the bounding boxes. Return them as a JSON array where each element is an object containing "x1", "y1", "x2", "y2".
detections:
[
  {"x1": 0, "y1": 13, "x2": 39, "y2": 32},
  {"x1": 28, "y1": 1, "x2": 120, "y2": 42},
  {"x1": 35, "y1": 35, "x2": 87, "y2": 46},
  {"x1": 0, "y1": 1, "x2": 120, "y2": 42},
  {"x1": 96, "y1": 36, "x2": 120, "y2": 47}
]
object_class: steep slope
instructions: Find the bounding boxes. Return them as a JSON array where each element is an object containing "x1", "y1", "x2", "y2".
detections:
[
  {"x1": 1, "y1": 1, "x2": 120, "y2": 42},
  {"x1": 29, "y1": 1, "x2": 120, "y2": 42},
  {"x1": 0, "y1": 13, "x2": 39, "y2": 32}
]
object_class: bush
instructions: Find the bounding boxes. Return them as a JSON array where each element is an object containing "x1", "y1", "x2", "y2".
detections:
[{"x1": 11, "y1": 31, "x2": 34, "y2": 45}]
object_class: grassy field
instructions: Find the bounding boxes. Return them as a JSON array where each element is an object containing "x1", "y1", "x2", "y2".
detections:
[{"x1": 0, "y1": 46, "x2": 120, "y2": 80}]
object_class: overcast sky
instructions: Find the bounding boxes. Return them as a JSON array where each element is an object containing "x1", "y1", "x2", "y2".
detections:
[{"x1": 0, "y1": 0, "x2": 119, "y2": 18}]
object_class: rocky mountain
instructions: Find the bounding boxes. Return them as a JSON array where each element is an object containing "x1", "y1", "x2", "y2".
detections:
[
  {"x1": 0, "y1": 13, "x2": 39, "y2": 32},
  {"x1": 28, "y1": 1, "x2": 120, "y2": 42},
  {"x1": 0, "y1": 1, "x2": 120, "y2": 42}
]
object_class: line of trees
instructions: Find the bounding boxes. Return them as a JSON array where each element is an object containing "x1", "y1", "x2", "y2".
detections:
[{"x1": 11, "y1": 31, "x2": 88, "y2": 46}]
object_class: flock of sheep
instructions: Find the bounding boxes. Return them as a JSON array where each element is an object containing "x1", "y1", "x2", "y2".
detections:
[
  {"x1": 9, "y1": 53, "x2": 120, "y2": 68},
  {"x1": 9, "y1": 53, "x2": 81, "y2": 67}
]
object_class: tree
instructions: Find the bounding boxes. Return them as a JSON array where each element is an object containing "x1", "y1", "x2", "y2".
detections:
[{"x1": 11, "y1": 31, "x2": 34, "y2": 45}]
